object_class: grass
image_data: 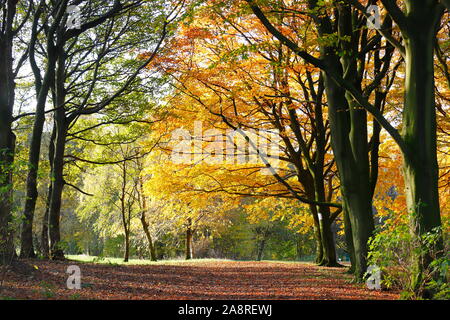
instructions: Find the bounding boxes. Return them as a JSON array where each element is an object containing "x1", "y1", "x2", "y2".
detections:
[
  {"x1": 66, "y1": 254, "x2": 234, "y2": 266},
  {"x1": 66, "y1": 255, "x2": 320, "y2": 266}
]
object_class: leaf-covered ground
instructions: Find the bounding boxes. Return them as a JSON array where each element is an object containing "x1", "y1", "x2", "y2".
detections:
[{"x1": 1, "y1": 259, "x2": 399, "y2": 300}]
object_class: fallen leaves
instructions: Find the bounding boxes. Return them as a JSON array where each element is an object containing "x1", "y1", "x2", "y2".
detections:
[{"x1": 1, "y1": 259, "x2": 399, "y2": 300}]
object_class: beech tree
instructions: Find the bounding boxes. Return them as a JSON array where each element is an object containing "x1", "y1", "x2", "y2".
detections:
[
  {"x1": 147, "y1": 4, "x2": 349, "y2": 266},
  {"x1": 0, "y1": 0, "x2": 29, "y2": 263},
  {"x1": 377, "y1": 0, "x2": 445, "y2": 292},
  {"x1": 21, "y1": 0, "x2": 149, "y2": 258},
  {"x1": 20, "y1": 0, "x2": 182, "y2": 259}
]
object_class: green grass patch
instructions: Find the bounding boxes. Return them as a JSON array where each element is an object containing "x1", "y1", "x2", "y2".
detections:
[
  {"x1": 66, "y1": 255, "x2": 316, "y2": 266},
  {"x1": 66, "y1": 255, "x2": 233, "y2": 266}
]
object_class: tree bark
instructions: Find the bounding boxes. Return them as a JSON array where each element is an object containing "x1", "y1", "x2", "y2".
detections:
[
  {"x1": 256, "y1": 237, "x2": 266, "y2": 261},
  {"x1": 0, "y1": 0, "x2": 17, "y2": 263},
  {"x1": 41, "y1": 124, "x2": 56, "y2": 259},
  {"x1": 41, "y1": 190, "x2": 51, "y2": 259},
  {"x1": 48, "y1": 46, "x2": 67, "y2": 260},
  {"x1": 313, "y1": 217, "x2": 323, "y2": 264},
  {"x1": 140, "y1": 213, "x2": 157, "y2": 261},
  {"x1": 400, "y1": 0, "x2": 444, "y2": 292},
  {"x1": 138, "y1": 176, "x2": 157, "y2": 261},
  {"x1": 48, "y1": 114, "x2": 67, "y2": 260},
  {"x1": 343, "y1": 205, "x2": 355, "y2": 273},
  {"x1": 124, "y1": 230, "x2": 130, "y2": 262},
  {"x1": 322, "y1": 62, "x2": 374, "y2": 279},
  {"x1": 304, "y1": 177, "x2": 337, "y2": 266},
  {"x1": 185, "y1": 218, "x2": 193, "y2": 260},
  {"x1": 20, "y1": 23, "x2": 58, "y2": 259},
  {"x1": 317, "y1": 208, "x2": 339, "y2": 267},
  {"x1": 343, "y1": 3, "x2": 375, "y2": 279}
]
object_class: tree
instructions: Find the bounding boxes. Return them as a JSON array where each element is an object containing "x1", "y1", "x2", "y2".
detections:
[
  {"x1": 147, "y1": 5, "x2": 347, "y2": 266},
  {"x1": 20, "y1": 0, "x2": 182, "y2": 259},
  {"x1": 243, "y1": 0, "x2": 406, "y2": 281},
  {"x1": 0, "y1": 0, "x2": 29, "y2": 263},
  {"x1": 378, "y1": 0, "x2": 445, "y2": 293},
  {"x1": 136, "y1": 157, "x2": 157, "y2": 261},
  {"x1": 75, "y1": 141, "x2": 142, "y2": 263},
  {"x1": 20, "y1": 0, "x2": 145, "y2": 258}
]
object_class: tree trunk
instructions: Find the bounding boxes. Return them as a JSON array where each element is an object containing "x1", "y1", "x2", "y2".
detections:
[
  {"x1": 400, "y1": 1, "x2": 444, "y2": 293},
  {"x1": 48, "y1": 115, "x2": 67, "y2": 260},
  {"x1": 0, "y1": 114, "x2": 15, "y2": 264},
  {"x1": 41, "y1": 124, "x2": 55, "y2": 259},
  {"x1": 322, "y1": 64, "x2": 374, "y2": 279},
  {"x1": 304, "y1": 185, "x2": 329, "y2": 265},
  {"x1": 48, "y1": 48, "x2": 67, "y2": 260},
  {"x1": 256, "y1": 238, "x2": 266, "y2": 261},
  {"x1": 306, "y1": 202, "x2": 323, "y2": 264},
  {"x1": 343, "y1": 205, "x2": 355, "y2": 273},
  {"x1": 314, "y1": 158, "x2": 338, "y2": 267},
  {"x1": 185, "y1": 218, "x2": 193, "y2": 260},
  {"x1": 307, "y1": 3, "x2": 374, "y2": 278},
  {"x1": 41, "y1": 193, "x2": 50, "y2": 259},
  {"x1": 118, "y1": 160, "x2": 130, "y2": 263},
  {"x1": 0, "y1": 0, "x2": 17, "y2": 264},
  {"x1": 337, "y1": 3, "x2": 375, "y2": 279},
  {"x1": 310, "y1": 11, "x2": 375, "y2": 278},
  {"x1": 124, "y1": 230, "x2": 130, "y2": 262},
  {"x1": 138, "y1": 176, "x2": 157, "y2": 261},
  {"x1": 140, "y1": 213, "x2": 157, "y2": 261},
  {"x1": 20, "y1": 40, "x2": 57, "y2": 259},
  {"x1": 313, "y1": 221, "x2": 323, "y2": 264},
  {"x1": 317, "y1": 208, "x2": 339, "y2": 267}
]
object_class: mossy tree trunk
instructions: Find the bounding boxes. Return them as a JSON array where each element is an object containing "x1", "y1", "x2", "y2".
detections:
[
  {"x1": 0, "y1": 0, "x2": 18, "y2": 264},
  {"x1": 322, "y1": 64, "x2": 374, "y2": 279},
  {"x1": 41, "y1": 124, "x2": 56, "y2": 260},
  {"x1": 394, "y1": 0, "x2": 444, "y2": 292},
  {"x1": 48, "y1": 110, "x2": 68, "y2": 260},
  {"x1": 20, "y1": 5, "x2": 61, "y2": 258}
]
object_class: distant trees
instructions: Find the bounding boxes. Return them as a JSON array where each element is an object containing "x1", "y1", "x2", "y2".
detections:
[{"x1": 75, "y1": 135, "x2": 150, "y2": 263}]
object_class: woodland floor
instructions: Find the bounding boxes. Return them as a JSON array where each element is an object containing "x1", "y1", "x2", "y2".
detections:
[{"x1": 0, "y1": 259, "x2": 399, "y2": 300}]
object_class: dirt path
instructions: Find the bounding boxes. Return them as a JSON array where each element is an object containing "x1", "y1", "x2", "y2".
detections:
[{"x1": 1, "y1": 259, "x2": 398, "y2": 300}]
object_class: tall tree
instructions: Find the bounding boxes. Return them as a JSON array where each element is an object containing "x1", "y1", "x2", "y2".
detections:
[
  {"x1": 21, "y1": 0, "x2": 68, "y2": 258},
  {"x1": 21, "y1": 0, "x2": 134, "y2": 258},
  {"x1": 20, "y1": 0, "x2": 181, "y2": 259},
  {"x1": 150, "y1": 5, "x2": 346, "y2": 266},
  {"x1": 378, "y1": 0, "x2": 445, "y2": 293},
  {"x1": 0, "y1": 0, "x2": 29, "y2": 262},
  {"x1": 244, "y1": 0, "x2": 396, "y2": 280}
]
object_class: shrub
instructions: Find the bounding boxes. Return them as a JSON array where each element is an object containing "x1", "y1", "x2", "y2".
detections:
[{"x1": 368, "y1": 215, "x2": 449, "y2": 300}]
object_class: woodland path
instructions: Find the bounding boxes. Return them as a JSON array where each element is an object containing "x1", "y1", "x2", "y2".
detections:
[{"x1": 1, "y1": 259, "x2": 398, "y2": 300}]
